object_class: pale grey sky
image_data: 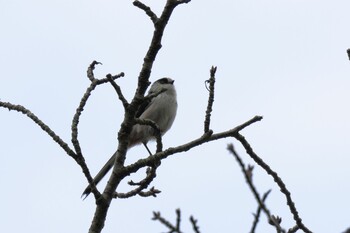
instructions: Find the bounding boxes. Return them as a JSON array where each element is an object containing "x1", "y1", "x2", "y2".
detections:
[{"x1": 1, "y1": 0, "x2": 350, "y2": 232}]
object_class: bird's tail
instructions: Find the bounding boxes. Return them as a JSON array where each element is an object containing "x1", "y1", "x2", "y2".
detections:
[{"x1": 81, "y1": 153, "x2": 116, "y2": 199}]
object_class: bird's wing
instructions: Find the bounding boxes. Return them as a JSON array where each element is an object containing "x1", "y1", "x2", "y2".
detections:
[{"x1": 135, "y1": 92, "x2": 156, "y2": 118}]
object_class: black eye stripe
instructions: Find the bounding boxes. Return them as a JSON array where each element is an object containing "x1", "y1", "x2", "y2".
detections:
[{"x1": 157, "y1": 78, "x2": 169, "y2": 84}]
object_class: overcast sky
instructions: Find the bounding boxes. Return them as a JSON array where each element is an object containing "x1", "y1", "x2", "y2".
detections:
[{"x1": 1, "y1": 0, "x2": 350, "y2": 232}]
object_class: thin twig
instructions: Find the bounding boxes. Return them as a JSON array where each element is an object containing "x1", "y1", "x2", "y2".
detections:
[
  {"x1": 87, "y1": 60, "x2": 102, "y2": 82},
  {"x1": 114, "y1": 166, "x2": 158, "y2": 199},
  {"x1": 0, "y1": 101, "x2": 76, "y2": 158},
  {"x1": 71, "y1": 80, "x2": 103, "y2": 199},
  {"x1": 0, "y1": 100, "x2": 101, "y2": 199},
  {"x1": 96, "y1": 72, "x2": 124, "y2": 85},
  {"x1": 190, "y1": 216, "x2": 201, "y2": 233},
  {"x1": 176, "y1": 208, "x2": 181, "y2": 232},
  {"x1": 287, "y1": 225, "x2": 299, "y2": 233},
  {"x1": 152, "y1": 211, "x2": 181, "y2": 233},
  {"x1": 138, "y1": 186, "x2": 161, "y2": 197},
  {"x1": 106, "y1": 74, "x2": 129, "y2": 109},
  {"x1": 98, "y1": 116, "x2": 262, "y2": 200},
  {"x1": 251, "y1": 190, "x2": 272, "y2": 233},
  {"x1": 115, "y1": 185, "x2": 160, "y2": 198},
  {"x1": 204, "y1": 66, "x2": 217, "y2": 133},
  {"x1": 133, "y1": 1, "x2": 158, "y2": 25},
  {"x1": 72, "y1": 69, "x2": 124, "y2": 199},
  {"x1": 234, "y1": 133, "x2": 312, "y2": 233},
  {"x1": 71, "y1": 71, "x2": 124, "y2": 158},
  {"x1": 122, "y1": 116, "x2": 263, "y2": 178},
  {"x1": 71, "y1": 81, "x2": 98, "y2": 158},
  {"x1": 227, "y1": 144, "x2": 273, "y2": 222},
  {"x1": 269, "y1": 215, "x2": 284, "y2": 233}
]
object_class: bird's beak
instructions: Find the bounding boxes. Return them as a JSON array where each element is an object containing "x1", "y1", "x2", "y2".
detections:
[{"x1": 170, "y1": 80, "x2": 175, "y2": 84}]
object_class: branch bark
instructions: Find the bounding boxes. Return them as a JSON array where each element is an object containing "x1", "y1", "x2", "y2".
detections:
[
  {"x1": 88, "y1": 1, "x2": 191, "y2": 232},
  {"x1": 234, "y1": 133, "x2": 312, "y2": 233}
]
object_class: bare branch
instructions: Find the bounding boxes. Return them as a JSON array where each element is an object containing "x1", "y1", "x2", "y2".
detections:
[
  {"x1": 269, "y1": 215, "x2": 284, "y2": 233},
  {"x1": 114, "y1": 166, "x2": 158, "y2": 199},
  {"x1": 138, "y1": 186, "x2": 161, "y2": 197},
  {"x1": 71, "y1": 69, "x2": 124, "y2": 155},
  {"x1": 190, "y1": 216, "x2": 201, "y2": 233},
  {"x1": 73, "y1": 67, "x2": 124, "y2": 199},
  {"x1": 0, "y1": 100, "x2": 101, "y2": 199},
  {"x1": 176, "y1": 208, "x2": 181, "y2": 232},
  {"x1": 153, "y1": 209, "x2": 201, "y2": 233},
  {"x1": 250, "y1": 190, "x2": 272, "y2": 233},
  {"x1": 71, "y1": 70, "x2": 124, "y2": 160},
  {"x1": 0, "y1": 101, "x2": 76, "y2": 158},
  {"x1": 96, "y1": 72, "x2": 125, "y2": 85},
  {"x1": 234, "y1": 133, "x2": 312, "y2": 233},
  {"x1": 227, "y1": 144, "x2": 272, "y2": 214},
  {"x1": 71, "y1": 81, "x2": 98, "y2": 158},
  {"x1": 133, "y1": 1, "x2": 158, "y2": 25},
  {"x1": 115, "y1": 186, "x2": 160, "y2": 198},
  {"x1": 287, "y1": 225, "x2": 300, "y2": 233},
  {"x1": 106, "y1": 74, "x2": 129, "y2": 109},
  {"x1": 122, "y1": 116, "x2": 263, "y2": 177},
  {"x1": 204, "y1": 66, "x2": 217, "y2": 133},
  {"x1": 133, "y1": 0, "x2": 192, "y2": 99},
  {"x1": 87, "y1": 60, "x2": 102, "y2": 82},
  {"x1": 71, "y1": 80, "x2": 104, "y2": 199},
  {"x1": 152, "y1": 211, "x2": 182, "y2": 233},
  {"x1": 227, "y1": 144, "x2": 277, "y2": 231}
]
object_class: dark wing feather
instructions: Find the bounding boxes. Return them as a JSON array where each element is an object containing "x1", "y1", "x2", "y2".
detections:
[{"x1": 135, "y1": 94, "x2": 154, "y2": 118}]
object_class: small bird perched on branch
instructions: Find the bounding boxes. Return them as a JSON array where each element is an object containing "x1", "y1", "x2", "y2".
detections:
[{"x1": 82, "y1": 77, "x2": 178, "y2": 198}]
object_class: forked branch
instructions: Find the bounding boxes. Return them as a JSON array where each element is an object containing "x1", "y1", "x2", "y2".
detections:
[{"x1": 234, "y1": 133, "x2": 312, "y2": 233}]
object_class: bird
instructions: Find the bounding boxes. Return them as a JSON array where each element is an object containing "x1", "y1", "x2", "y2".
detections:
[{"x1": 82, "y1": 77, "x2": 177, "y2": 198}]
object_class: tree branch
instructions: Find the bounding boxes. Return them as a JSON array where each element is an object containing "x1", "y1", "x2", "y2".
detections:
[
  {"x1": 190, "y1": 216, "x2": 201, "y2": 233},
  {"x1": 106, "y1": 74, "x2": 129, "y2": 109},
  {"x1": 120, "y1": 116, "x2": 262, "y2": 180},
  {"x1": 176, "y1": 208, "x2": 181, "y2": 232},
  {"x1": 0, "y1": 100, "x2": 101, "y2": 199},
  {"x1": 288, "y1": 225, "x2": 300, "y2": 233},
  {"x1": 234, "y1": 133, "x2": 312, "y2": 233},
  {"x1": 133, "y1": 1, "x2": 158, "y2": 25},
  {"x1": 71, "y1": 81, "x2": 98, "y2": 158},
  {"x1": 72, "y1": 68, "x2": 124, "y2": 200},
  {"x1": 204, "y1": 66, "x2": 217, "y2": 133},
  {"x1": 0, "y1": 101, "x2": 76, "y2": 158},
  {"x1": 227, "y1": 144, "x2": 274, "y2": 227},
  {"x1": 152, "y1": 209, "x2": 183, "y2": 233},
  {"x1": 88, "y1": 2, "x2": 192, "y2": 232},
  {"x1": 138, "y1": 186, "x2": 161, "y2": 197},
  {"x1": 114, "y1": 166, "x2": 159, "y2": 199},
  {"x1": 72, "y1": 69, "x2": 124, "y2": 161},
  {"x1": 250, "y1": 190, "x2": 272, "y2": 233},
  {"x1": 87, "y1": 60, "x2": 102, "y2": 82}
]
